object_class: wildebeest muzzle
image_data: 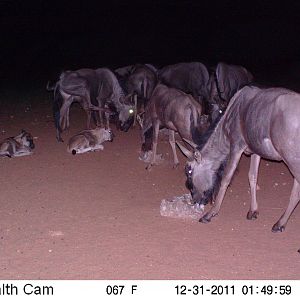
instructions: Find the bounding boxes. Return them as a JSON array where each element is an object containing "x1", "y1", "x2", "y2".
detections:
[{"x1": 120, "y1": 116, "x2": 134, "y2": 132}]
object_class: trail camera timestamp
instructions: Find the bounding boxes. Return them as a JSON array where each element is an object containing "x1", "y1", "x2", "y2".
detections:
[{"x1": 175, "y1": 284, "x2": 292, "y2": 296}]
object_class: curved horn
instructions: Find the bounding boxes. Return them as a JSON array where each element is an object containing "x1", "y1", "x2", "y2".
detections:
[
  {"x1": 182, "y1": 138, "x2": 198, "y2": 149},
  {"x1": 176, "y1": 141, "x2": 193, "y2": 160}
]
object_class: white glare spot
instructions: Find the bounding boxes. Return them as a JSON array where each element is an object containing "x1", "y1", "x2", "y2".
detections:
[{"x1": 129, "y1": 109, "x2": 134, "y2": 114}]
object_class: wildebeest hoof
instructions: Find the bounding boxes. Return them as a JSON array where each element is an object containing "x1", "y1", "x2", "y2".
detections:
[
  {"x1": 199, "y1": 213, "x2": 212, "y2": 224},
  {"x1": 247, "y1": 210, "x2": 259, "y2": 220},
  {"x1": 173, "y1": 162, "x2": 179, "y2": 169},
  {"x1": 271, "y1": 223, "x2": 285, "y2": 233},
  {"x1": 146, "y1": 164, "x2": 153, "y2": 171},
  {"x1": 298, "y1": 249, "x2": 300, "y2": 254}
]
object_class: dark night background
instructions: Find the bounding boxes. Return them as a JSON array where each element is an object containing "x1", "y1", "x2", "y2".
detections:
[{"x1": 0, "y1": 0, "x2": 300, "y2": 90}]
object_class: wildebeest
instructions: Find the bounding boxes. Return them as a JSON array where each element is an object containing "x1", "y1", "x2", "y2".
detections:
[
  {"x1": 126, "y1": 64, "x2": 158, "y2": 106},
  {"x1": 141, "y1": 84, "x2": 209, "y2": 169},
  {"x1": 158, "y1": 62, "x2": 210, "y2": 113},
  {"x1": 114, "y1": 65, "x2": 134, "y2": 78},
  {"x1": 115, "y1": 64, "x2": 158, "y2": 127},
  {"x1": 67, "y1": 127, "x2": 114, "y2": 155},
  {"x1": 208, "y1": 62, "x2": 253, "y2": 119},
  {"x1": 52, "y1": 68, "x2": 135, "y2": 141},
  {"x1": 178, "y1": 85, "x2": 300, "y2": 234},
  {"x1": 0, "y1": 130, "x2": 35, "y2": 157}
]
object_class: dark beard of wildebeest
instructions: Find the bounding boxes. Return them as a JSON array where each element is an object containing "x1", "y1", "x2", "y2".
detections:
[
  {"x1": 185, "y1": 161, "x2": 227, "y2": 205},
  {"x1": 181, "y1": 85, "x2": 300, "y2": 241},
  {"x1": 184, "y1": 112, "x2": 226, "y2": 205}
]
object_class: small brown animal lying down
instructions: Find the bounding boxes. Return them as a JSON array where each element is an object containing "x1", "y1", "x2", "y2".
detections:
[
  {"x1": 67, "y1": 127, "x2": 114, "y2": 155},
  {"x1": 0, "y1": 130, "x2": 35, "y2": 158}
]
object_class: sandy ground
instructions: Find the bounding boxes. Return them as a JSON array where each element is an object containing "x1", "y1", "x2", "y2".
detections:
[{"x1": 0, "y1": 89, "x2": 300, "y2": 280}]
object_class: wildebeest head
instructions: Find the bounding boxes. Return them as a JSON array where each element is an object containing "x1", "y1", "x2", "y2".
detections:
[
  {"x1": 16, "y1": 130, "x2": 35, "y2": 149},
  {"x1": 102, "y1": 128, "x2": 114, "y2": 142},
  {"x1": 178, "y1": 141, "x2": 226, "y2": 206},
  {"x1": 118, "y1": 96, "x2": 136, "y2": 132}
]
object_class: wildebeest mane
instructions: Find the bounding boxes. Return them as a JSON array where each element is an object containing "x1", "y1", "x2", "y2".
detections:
[
  {"x1": 113, "y1": 71, "x2": 129, "y2": 94},
  {"x1": 191, "y1": 111, "x2": 223, "y2": 151},
  {"x1": 197, "y1": 158, "x2": 228, "y2": 205},
  {"x1": 214, "y1": 71, "x2": 227, "y2": 102}
]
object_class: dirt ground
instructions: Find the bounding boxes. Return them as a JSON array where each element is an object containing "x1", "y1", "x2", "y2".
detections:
[{"x1": 0, "y1": 89, "x2": 300, "y2": 280}]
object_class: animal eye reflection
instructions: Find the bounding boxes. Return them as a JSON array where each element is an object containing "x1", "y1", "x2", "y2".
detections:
[
  {"x1": 129, "y1": 109, "x2": 134, "y2": 114},
  {"x1": 185, "y1": 165, "x2": 193, "y2": 177}
]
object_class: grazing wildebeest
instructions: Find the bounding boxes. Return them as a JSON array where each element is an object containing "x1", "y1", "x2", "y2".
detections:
[
  {"x1": 52, "y1": 68, "x2": 135, "y2": 141},
  {"x1": 67, "y1": 127, "x2": 114, "y2": 155},
  {"x1": 141, "y1": 84, "x2": 209, "y2": 169},
  {"x1": 208, "y1": 62, "x2": 253, "y2": 119},
  {"x1": 178, "y1": 85, "x2": 300, "y2": 236},
  {"x1": 158, "y1": 62, "x2": 210, "y2": 113},
  {"x1": 126, "y1": 64, "x2": 158, "y2": 105},
  {"x1": 0, "y1": 130, "x2": 35, "y2": 157},
  {"x1": 115, "y1": 64, "x2": 158, "y2": 127},
  {"x1": 114, "y1": 65, "x2": 134, "y2": 78}
]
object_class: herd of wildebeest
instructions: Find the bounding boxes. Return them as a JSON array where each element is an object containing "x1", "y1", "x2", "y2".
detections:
[{"x1": 1, "y1": 61, "x2": 300, "y2": 252}]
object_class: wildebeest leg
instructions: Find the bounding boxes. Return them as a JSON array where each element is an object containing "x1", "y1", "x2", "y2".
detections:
[
  {"x1": 169, "y1": 130, "x2": 179, "y2": 168},
  {"x1": 272, "y1": 178, "x2": 300, "y2": 232},
  {"x1": 85, "y1": 109, "x2": 92, "y2": 129},
  {"x1": 98, "y1": 106, "x2": 105, "y2": 127},
  {"x1": 146, "y1": 121, "x2": 160, "y2": 170},
  {"x1": 105, "y1": 111, "x2": 110, "y2": 129},
  {"x1": 247, "y1": 154, "x2": 261, "y2": 220},
  {"x1": 56, "y1": 128, "x2": 63, "y2": 142},
  {"x1": 66, "y1": 106, "x2": 71, "y2": 129},
  {"x1": 83, "y1": 93, "x2": 93, "y2": 129},
  {"x1": 60, "y1": 100, "x2": 71, "y2": 133},
  {"x1": 200, "y1": 150, "x2": 243, "y2": 223}
]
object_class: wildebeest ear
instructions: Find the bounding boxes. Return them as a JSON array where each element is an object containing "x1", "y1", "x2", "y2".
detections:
[{"x1": 194, "y1": 150, "x2": 202, "y2": 163}]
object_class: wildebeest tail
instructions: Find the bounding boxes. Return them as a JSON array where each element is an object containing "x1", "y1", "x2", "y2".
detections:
[{"x1": 53, "y1": 84, "x2": 63, "y2": 131}]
